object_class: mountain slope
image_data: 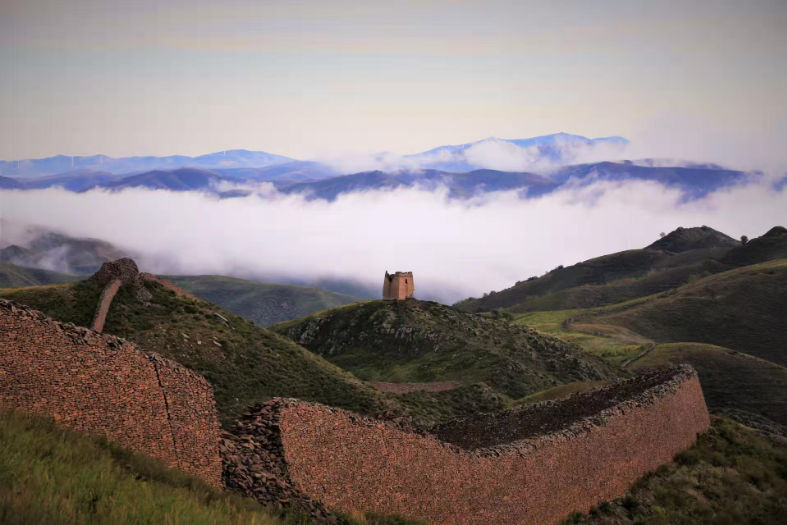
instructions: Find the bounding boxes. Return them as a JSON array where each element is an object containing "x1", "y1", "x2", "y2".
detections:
[
  {"x1": 0, "y1": 227, "x2": 128, "y2": 274},
  {"x1": 214, "y1": 160, "x2": 339, "y2": 182},
  {"x1": 457, "y1": 225, "x2": 785, "y2": 314},
  {"x1": 0, "y1": 410, "x2": 285, "y2": 525},
  {"x1": 588, "y1": 259, "x2": 787, "y2": 367},
  {"x1": 272, "y1": 299, "x2": 622, "y2": 401},
  {"x1": 0, "y1": 279, "x2": 393, "y2": 426},
  {"x1": 279, "y1": 168, "x2": 559, "y2": 200},
  {"x1": 1, "y1": 149, "x2": 293, "y2": 178},
  {"x1": 19, "y1": 169, "x2": 122, "y2": 192},
  {"x1": 0, "y1": 176, "x2": 21, "y2": 189},
  {"x1": 645, "y1": 225, "x2": 740, "y2": 252},
  {"x1": 164, "y1": 275, "x2": 361, "y2": 326},
  {"x1": 0, "y1": 262, "x2": 80, "y2": 288},
  {"x1": 100, "y1": 168, "x2": 236, "y2": 191},
  {"x1": 553, "y1": 161, "x2": 751, "y2": 197}
]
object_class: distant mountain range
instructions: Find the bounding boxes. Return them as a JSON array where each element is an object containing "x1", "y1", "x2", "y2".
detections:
[
  {"x1": 403, "y1": 133, "x2": 630, "y2": 172},
  {"x1": 0, "y1": 149, "x2": 293, "y2": 178},
  {"x1": 2, "y1": 133, "x2": 623, "y2": 178},
  {"x1": 1, "y1": 133, "x2": 765, "y2": 199},
  {"x1": 0, "y1": 163, "x2": 757, "y2": 202}
]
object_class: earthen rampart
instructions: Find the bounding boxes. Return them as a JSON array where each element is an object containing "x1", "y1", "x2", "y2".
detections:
[
  {"x1": 0, "y1": 299, "x2": 222, "y2": 486},
  {"x1": 229, "y1": 366, "x2": 709, "y2": 525}
]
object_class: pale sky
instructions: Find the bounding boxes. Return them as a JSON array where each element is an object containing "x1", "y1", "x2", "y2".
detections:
[{"x1": 2, "y1": 0, "x2": 785, "y2": 164}]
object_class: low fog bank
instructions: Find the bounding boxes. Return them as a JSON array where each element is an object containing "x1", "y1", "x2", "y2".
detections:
[{"x1": 1, "y1": 179, "x2": 786, "y2": 304}]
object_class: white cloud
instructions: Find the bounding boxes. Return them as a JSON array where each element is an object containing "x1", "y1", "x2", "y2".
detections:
[{"x1": 1, "y1": 179, "x2": 785, "y2": 303}]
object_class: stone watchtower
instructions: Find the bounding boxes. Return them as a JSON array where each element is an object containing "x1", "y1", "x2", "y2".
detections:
[{"x1": 383, "y1": 271, "x2": 414, "y2": 300}]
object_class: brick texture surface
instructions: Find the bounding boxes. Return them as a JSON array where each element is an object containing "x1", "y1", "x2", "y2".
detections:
[
  {"x1": 0, "y1": 299, "x2": 222, "y2": 487},
  {"x1": 277, "y1": 366, "x2": 710, "y2": 525}
]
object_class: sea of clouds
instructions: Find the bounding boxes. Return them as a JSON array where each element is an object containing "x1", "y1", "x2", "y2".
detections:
[{"x1": 2, "y1": 176, "x2": 785, "y2": 303}]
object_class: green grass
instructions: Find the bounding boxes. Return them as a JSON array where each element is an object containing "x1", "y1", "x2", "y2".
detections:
[
  {"x1": 0, "y1": 280, "x2": 395, "y2": 427},
  {"x1": 0, "y1": 410, "x2": 423, "y2": 525},
  {"x1": 0, "y1": 409, "x2": 289, "y2": 525},
  {"x1": 273, "y1": 299, "x2": 622, "y2": 406},
  {"x1": 565, "y1": 418, "x2": 787, "y2": 525},
  {"x1": 0, "y1": 262, "x2": 80, "y2": 288},
  {"x1": 513, "y1": 380, "x2": 610, "y2": 406},
  {"x1": 164, "y1": 275, "x2": 361, "y2": 327},
  {"x1": 513, "y1": 308, "x2": 650, "y2": 365},
  {"x1": 590, "y1": 259, "x2": 787, "y2": 367}
]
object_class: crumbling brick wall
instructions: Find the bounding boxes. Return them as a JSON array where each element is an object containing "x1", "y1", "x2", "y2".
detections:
[
  {"x1": 0, "y1": 299, "x2": 222, "y2": 487},
  {"x1": 268, "y1": 366, "x2": 709, "y2": 525}
]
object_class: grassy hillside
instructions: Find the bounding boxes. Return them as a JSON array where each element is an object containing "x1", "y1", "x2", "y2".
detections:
[
  {"x1": 507, "y1": 259, "x2": 727, "y2": 313},
  {"x1": 566, "y1": 417, "x2": 787, "y2": 525},
  {"x1": 0, "y1": 280, "x2": 393, "y2": 426},
  {"x1": 631, "y1": 343, "x2": 787, "y2": 432},
  {"x1": 0, "y1": 410, "x2": 287, "y2": 525},
  {"x1": 644, "y1": 225, "x2": 740, "y2": 252},
  {"x1": 164, "y1": 275, "x2": 361, "y2": 327},
  {"x1": 457, "y1": 225, "x2": 785, "y2": 314},
  {"x1": 456, "y1": 249, "x2": 670, "y2": 312},
  {"x1": 272, "y1": 299, "x2": 622, "y2": 401},
  {"x1": 590, "y1": 260, "x2": 787, "y2": 367},
  {"x1": 0, "y1": 262, "x2": 80, "y2": 288}
]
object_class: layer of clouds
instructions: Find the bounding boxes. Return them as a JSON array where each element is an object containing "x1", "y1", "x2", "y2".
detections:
[
  {"x1": 1, "y1": 180, "x2": 785, "y2": 303},
  {"x1": 320, "y1": 137, "x2": 631, "y2": 175}
]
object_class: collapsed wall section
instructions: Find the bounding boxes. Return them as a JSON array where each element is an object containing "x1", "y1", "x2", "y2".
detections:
[
  {"x1": 0, "y1": 299, "x2": 222, "y2": 487},
  {"x1": 275, "y1": 366, "x2": 709, "y2": 525}
]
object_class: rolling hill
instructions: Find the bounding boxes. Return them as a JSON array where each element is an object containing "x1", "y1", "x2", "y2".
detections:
[
  {"x1": 163, "y1": 275, "x2": 362, "y2": 326},
  {"x1": 0, "y1": 149, "x2": 293, "y2": 178},
  {"x1": 587, "y1": 259, "x2": 787, "y2": 367},
  {"x1": 18, "y1": 169, "x2": 122, "y2": 192},
  {"x1": 0, "y1": 226, "x2": 128, "y2": 275},
  {"x1": 457, "y1": 225, "x2": 784, "y2": 314},
  {"x1": 272, "y1": 299, "x2": 622, "y2": 402},
  {"x1": 278, "y1": 168, "x2": 559, "y2": 200},
  {"x1": 100, "y1": 168, "x2": 237, "y2": 192},
  {"x1": 0, "y1": 262, "x2": 80, "y2": 288},
  {"x1": 0, "y1": 279, "x2": 394, "y2": 426}
]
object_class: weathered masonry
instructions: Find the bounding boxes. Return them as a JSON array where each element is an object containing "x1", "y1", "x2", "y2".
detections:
[
  {"x1": 0, "y1": 299, "x2": 222, "y2": 487},
  {"x1": 227, "y1": 366, "x2": 710, "y2": 525},
  {"x1": 382, "y1": 271, "x2": 414, "y2": 300}
]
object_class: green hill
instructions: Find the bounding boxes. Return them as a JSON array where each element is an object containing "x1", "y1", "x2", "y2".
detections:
[
  {"x1": 0, "y1": 410, "x2": 285, "y2": 525},
  {"x1": 0, "y1": 262, "x2": 80, "y2": 288},
  {"x1": 0, "y1": 280, "x2": 393, "y2": 426},
  {"x1": 272, "y1": 299, "x2": 623, "y2": 402},
  {"x1": 457, "y1": 225, "x2": 786, "y2": 314},
  {"x1": 589, "y1": 259, "x2": 787, "y2": 367},
  {"x1": 644, "y1": 225, "x2": 740, "y2": 252},
  {"x1": 163, "y1": 275, "x2": 361, "y2": 327}
]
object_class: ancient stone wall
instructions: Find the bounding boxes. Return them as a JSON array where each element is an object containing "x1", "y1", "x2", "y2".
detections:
[
  {"x1": 0, "y1": 299, "x2": 222, "y2": 487},
  {"x1": 262, "y1": 366, "x2": 709, "y2": 525},
  {"x1": 90, "y1": 278, "x2": 121, "y2": 332}
]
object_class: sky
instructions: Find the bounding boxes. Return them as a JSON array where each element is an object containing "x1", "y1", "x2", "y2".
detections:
[{"x1": 2, "y1": 0, "x2": 786, "y2": 166}]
